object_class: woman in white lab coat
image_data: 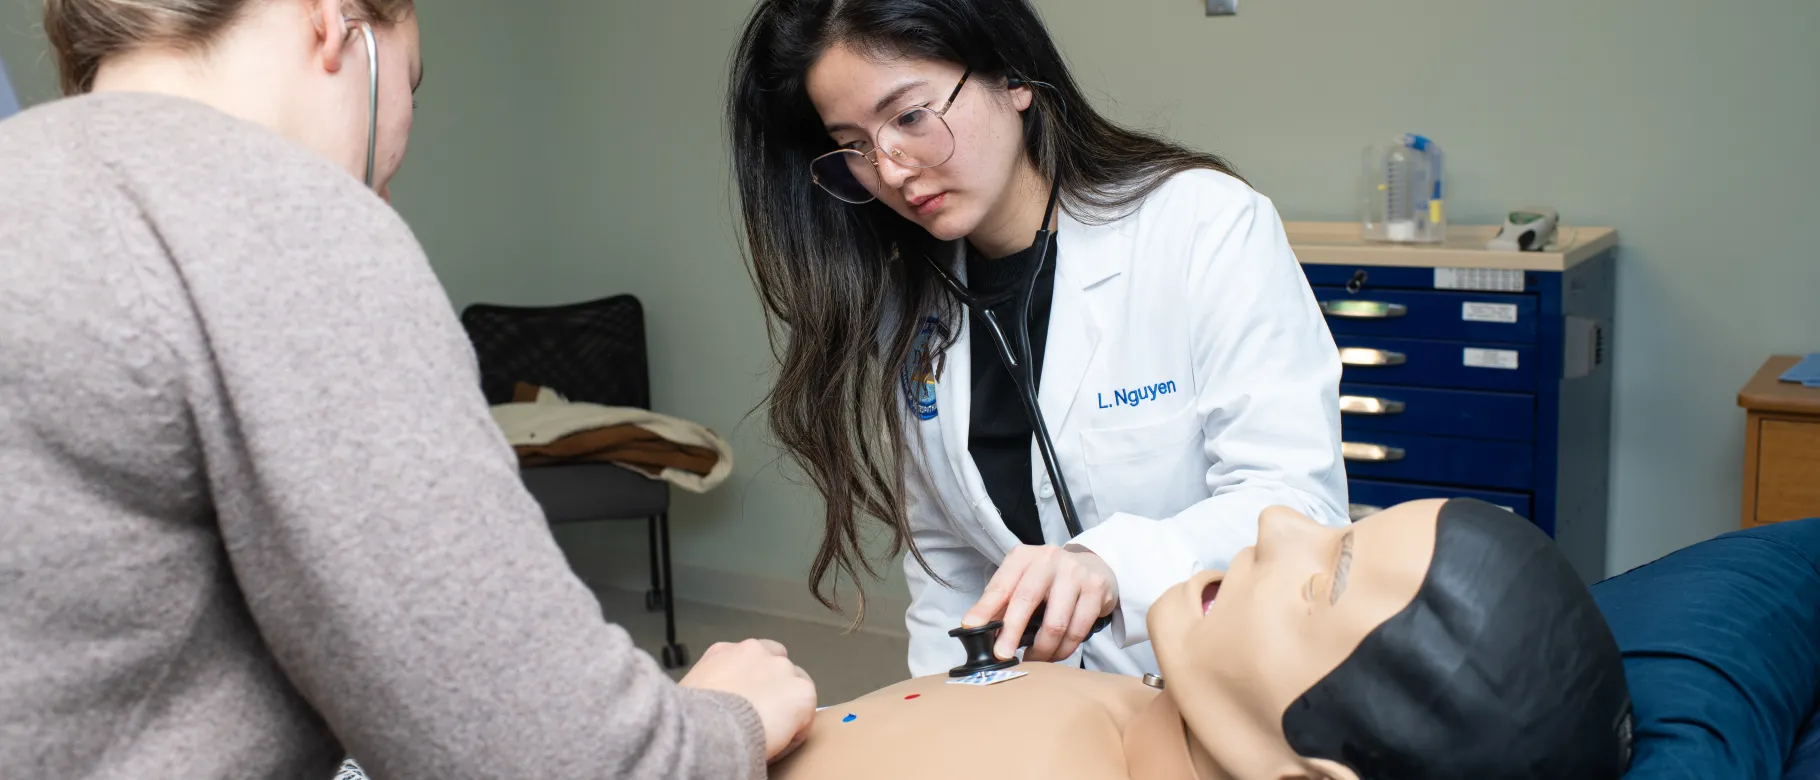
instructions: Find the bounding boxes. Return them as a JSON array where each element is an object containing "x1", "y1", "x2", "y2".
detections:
[{"x1": 727, "y1": 0, "x2": 1351, "y2": 679}]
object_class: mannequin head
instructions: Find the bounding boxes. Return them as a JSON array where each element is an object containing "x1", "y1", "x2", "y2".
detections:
[{"x1": 1149, "y1": 499, "x2": 1632, "y2": 780}]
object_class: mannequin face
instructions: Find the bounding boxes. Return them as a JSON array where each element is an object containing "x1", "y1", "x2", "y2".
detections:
[{"x1": 1147, "y1": 501, "x2": 1445, "y2": 779}]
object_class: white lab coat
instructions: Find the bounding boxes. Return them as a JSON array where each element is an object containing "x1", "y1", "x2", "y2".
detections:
[{"x1": 899, "y1": 169, "x2": 1350, "y2": 679}]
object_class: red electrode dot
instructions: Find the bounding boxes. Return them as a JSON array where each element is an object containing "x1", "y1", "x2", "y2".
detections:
[{"x1": 904, "y1": 694, "x2": 921, "y2": 700}]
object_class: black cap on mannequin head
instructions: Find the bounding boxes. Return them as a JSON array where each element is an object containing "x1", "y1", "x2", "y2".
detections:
[{"x1": 1281, "y1": 499, "x2": 1633, "y2": 779}]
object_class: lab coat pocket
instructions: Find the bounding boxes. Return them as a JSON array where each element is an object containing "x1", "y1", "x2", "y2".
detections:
[{"x1": 1080, "y1": 402, "x2": 1211, "y2": 522}]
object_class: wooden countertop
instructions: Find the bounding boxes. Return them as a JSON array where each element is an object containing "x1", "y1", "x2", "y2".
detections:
[
  {"x1": 1739, "y1": 356, "x2": 1820, "y2": 415},
  {"x1": 1284, "y1": 221, "x2": 1619, "y2": 271}
]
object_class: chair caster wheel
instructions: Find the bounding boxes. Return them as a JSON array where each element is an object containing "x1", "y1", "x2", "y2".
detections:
[
  {"x1": 645, "y1": 589, "x2": 663, "y2": 612},
  {"x1": 662, "y1": 644, "x2": 690, "y2": 670}
]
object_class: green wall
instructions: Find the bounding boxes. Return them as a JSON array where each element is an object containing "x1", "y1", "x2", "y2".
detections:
[
  {"x1": 0, "y1": 0, "x2": 552, "y2": 305},
  {"x1": 515, "y1": 0, "x2": 845, "y2": 594},
  {"x1": 0, "y1": 0, "x2": 57, "y2": 105},
  {"x1": 5, "y1": 0, "x2": 1816, "y2": 605},
  {"x1": 384, "y1": 2, "x2": 554, "y2": 309}
]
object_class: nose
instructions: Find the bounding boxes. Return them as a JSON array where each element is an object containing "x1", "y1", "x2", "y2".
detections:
[
  {"x1": 1253, "y1": 505, "x2": 1325, "y2": 565},
  {"x1": 874, "y1": 150, "x2": 917, "y2": 190}
]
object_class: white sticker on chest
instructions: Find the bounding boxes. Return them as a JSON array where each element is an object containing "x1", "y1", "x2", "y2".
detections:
[{"x1": 947, "y1": 669, "x2": 1030, "y2": 686}]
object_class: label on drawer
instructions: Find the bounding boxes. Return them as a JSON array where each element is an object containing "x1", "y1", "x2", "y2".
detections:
[
  {"x1": 1435, "y1": 267, "x2": 1524, "y2": 292},
  {"x1": 1463, "y1": 348, "x2": 1520, "y2": 370},
  {"x1": 1462, "y1": 302, "x2": 1519, "y2": 323}
]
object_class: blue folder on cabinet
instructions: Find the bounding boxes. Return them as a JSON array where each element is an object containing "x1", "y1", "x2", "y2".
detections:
[{"x1": 1780, "y1": 353, "x2": 1820, "y2": 388}]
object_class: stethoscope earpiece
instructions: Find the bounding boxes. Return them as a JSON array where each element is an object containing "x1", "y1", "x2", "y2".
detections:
[
  {"x1": 344, "y1": 18, "x2": 379, "y2": 189},
  {"x1": 1006, "y1": 74, "x2": 1055, "y2": 92}
]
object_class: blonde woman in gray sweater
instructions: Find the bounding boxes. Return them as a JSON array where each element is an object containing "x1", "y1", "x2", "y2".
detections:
[{"x1": 0, "y1": 1, "x2": 816, "y2": 778}]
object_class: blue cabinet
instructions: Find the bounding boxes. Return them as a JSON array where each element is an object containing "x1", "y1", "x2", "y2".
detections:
[{"x1": 1290, "y1": 223, "x2": 1619, "y2": 583}]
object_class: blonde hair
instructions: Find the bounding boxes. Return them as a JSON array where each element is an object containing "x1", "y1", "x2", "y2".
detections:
[{"x1": 45, "y1": 0, "x2": 415, "y2": 95}]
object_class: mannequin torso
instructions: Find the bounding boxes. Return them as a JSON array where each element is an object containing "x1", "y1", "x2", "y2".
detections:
[{"x1": 772, "y1": 662, "x2": 1209, "y2": 779}]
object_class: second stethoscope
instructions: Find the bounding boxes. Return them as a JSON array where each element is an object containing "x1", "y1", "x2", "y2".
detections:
[{"x1": 346, "y1": 18, "x2": 379, "y2": 189}]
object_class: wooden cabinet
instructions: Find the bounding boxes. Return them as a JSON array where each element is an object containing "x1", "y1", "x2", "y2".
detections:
[{"x1": 1739, "y1": 356, "x2": 1820, "y2": 527}]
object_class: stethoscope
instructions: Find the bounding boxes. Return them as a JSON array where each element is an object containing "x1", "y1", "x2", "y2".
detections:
[
  {"x1": 923, "y1": 176, "x2": 1116, "y2": 649},
  {"x1": 347, "y1": 18, "x2": 379, "y2": 189},
  {"x1": 922, "y1": 176, "x2": 1082, "y2": 539}
]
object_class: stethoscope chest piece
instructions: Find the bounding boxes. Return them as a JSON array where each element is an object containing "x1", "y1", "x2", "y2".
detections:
[{"x1": 948, "y1": 621, "x2": 1022, "y2": 678}]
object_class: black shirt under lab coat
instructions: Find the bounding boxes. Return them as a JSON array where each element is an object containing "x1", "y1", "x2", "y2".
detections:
[{"x1": 965, "y1": 239, "x2": 1058, "y2": 548}]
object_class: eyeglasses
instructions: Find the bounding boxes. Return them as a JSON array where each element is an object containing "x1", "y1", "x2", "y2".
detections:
[{"x1": 809, "y1": 69, "x2": 972, "y2": 204}]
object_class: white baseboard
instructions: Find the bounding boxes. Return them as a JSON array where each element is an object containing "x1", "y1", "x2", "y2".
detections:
[{"x1": 553, "y1": 527, "x2": 911, "y2": 640}]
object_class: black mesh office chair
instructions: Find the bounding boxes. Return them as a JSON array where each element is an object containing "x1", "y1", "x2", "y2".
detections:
[{"x1": 459, "y1": 294, "x2": 688, "y2": 669}]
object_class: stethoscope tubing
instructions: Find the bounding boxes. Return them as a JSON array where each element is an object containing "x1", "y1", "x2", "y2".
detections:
[
  {"x1": 923, "y1": 179, "x2": 1085, "y2": 540},
  {"x1": 347, "y1": 19, "x2": 379, "y2": 189}
]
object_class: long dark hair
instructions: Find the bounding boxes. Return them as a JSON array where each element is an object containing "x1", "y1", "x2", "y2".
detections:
[{"x1": 727, "y1": 0, "x2": 1242, "y2": 623}]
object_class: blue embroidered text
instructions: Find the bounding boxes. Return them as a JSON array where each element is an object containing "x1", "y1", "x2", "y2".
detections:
[{"x1": 1098, "y1": 380, "x2": 1179, "y2": 409}]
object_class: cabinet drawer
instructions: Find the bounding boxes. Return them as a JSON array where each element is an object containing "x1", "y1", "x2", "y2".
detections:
[
  {"x1": 1346, "y1": 478, "x2": 1531, "y2": 520},
  {"x1": 1336, "y1": 336, "x2": 1537, "y2": 392},
  {"x1": 1314, "y1": 287, "x2": 1537, "y2": 343},
  {"x1": 1341, "y1": 431, "x2": 1535, "y2": 491},
  {"x1": 1756, "y1": 419, "x2": 1820, "y2": 524},
  {"x1": 1340, "y1": 383, "x2": 1534, "y2": 442}
]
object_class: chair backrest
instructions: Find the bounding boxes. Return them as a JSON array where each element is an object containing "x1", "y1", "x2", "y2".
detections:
[{"x1": 459, "y1": 294, "x2": 650, "y2": 409}]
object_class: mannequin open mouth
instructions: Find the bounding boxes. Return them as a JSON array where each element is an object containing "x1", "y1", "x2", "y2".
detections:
[{"x1": 1201, "y1": 579, "x2": 1222, "y2": 615}]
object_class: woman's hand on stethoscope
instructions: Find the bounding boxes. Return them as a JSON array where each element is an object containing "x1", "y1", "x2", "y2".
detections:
[{"x1": 962, "y1": 544, "x2": 1119, "y2": 664}]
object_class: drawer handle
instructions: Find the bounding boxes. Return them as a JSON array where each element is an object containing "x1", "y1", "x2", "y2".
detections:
[
  {"x1": 1339, "y1": 348, "x2": 1406, "y2": 367},
  {"x1": 1339, "y1": 395, "x2": 1406, "y2": 415},
  {"x1": 1321, "y1": 300, "x2": 1408, "y2": 319},
  {"x1": 1342, "y1": 442, "x2": 1406, "y2": 462}
]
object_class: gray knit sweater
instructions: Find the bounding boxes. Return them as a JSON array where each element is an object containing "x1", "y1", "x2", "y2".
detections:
[{"x1": 0, "y1": 92, "x2": 764, "y2": 779}]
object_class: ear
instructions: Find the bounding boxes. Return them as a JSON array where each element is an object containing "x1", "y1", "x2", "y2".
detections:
[
  {"x1": 1009, "y1": 80, "x2": 1035, "y2": 112},
  {"x1": 308, "y1": 0, "x2": 353, "y2": 74}
]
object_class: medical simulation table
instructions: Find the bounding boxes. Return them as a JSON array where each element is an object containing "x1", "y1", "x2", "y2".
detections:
[{"x1": 1285, "y1": 222, "x2": 1620, "y2": 584}]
